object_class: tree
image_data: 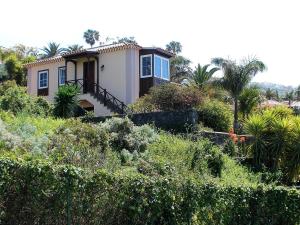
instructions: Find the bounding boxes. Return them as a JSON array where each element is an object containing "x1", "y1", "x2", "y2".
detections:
[
  {"x1": 13, "y1": 44, "x2": 38, "y2": 58},
  {"x1": 170, "y1": 56, "x2": 192, "y2": 83},
  {"x1": 296, "y1": 85, "x2": 300, "y2": 101},
  {"x1": 40, "y1": 42, "x2": 65, "y2": 59},
  {"x1": 4, "y1": 54, "x2": 24, "y2": 85},
  {"x1": 212, "y1": 57, "x2": 266, "y2": 132},
  {"x1": 66, "y1": 44, "x2": 84, "y2": 53},
  {"x1": 285, "y1": 90, "x2": 294, "y2": 106},
  {"x1": 83, "y1": 29, "x2": 100, "y2": 47},
  {"x1": 265, "y1": 88, "x2": 276, "y2": 100},
  {"x1": 239, "y1": 87, "x2": 261, "y2": 119},
  {"x1": 114, "y1": 37, "x2": 137, "y2": 44},
  {"x1": 166, "y1": 41, "x2": 182, "y2": 55},
  {"x1": 190, "y1": 64, "x2": 219, "y2": 88},
  {"x1": 53, "y1": 85, "x2": 80, "y2": 118}
]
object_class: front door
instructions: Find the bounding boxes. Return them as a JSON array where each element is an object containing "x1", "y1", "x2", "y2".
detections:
[{"x1": 83, "y1": 61, "x2": 95, "y2": 93}]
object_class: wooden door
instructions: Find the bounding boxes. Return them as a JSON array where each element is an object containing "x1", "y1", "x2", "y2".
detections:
[{"x1": 83, "y1": 61, "x2": 95, "y2": 93}]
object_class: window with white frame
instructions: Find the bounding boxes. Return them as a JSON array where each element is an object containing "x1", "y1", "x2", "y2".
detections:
[
  {"x1": 58, "y1": 67, "x2": 66, "y2": 85},
  {"x1": 140, "y1": 54, "x2": 152, "y2": 77},
  {"x1": 154, "y1": 55, "x2": 170, "y2": 80},
  {"x1": 38, "y1": 70, "x2": 48, "y2": 89}
]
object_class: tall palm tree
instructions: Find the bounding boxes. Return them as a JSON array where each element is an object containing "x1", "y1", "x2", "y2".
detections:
[
  {"x1": 66, "y1": 44, "x2": 84, "y2": 53},
  {"x1": 212, "y1": 57, "x2": 266, "y2": 132},
  {"x1": 83, "y1": 29, "x2": 100, "y2": 48},
  {"x1": 40, "y1": 42, "x2": 65, "y2": 59},
  {"x1": 166, "y1": 41, "x2": 182, "y2": 55},
  {"x1": 285, "y1": 90, "x2": 294, "y2": 106},
  {"x1": 170, "y1": 55, "x2": 192, "y2": 83},
  {"x1": 265, "y1": 88, "x2": 275, "y2": 100},
  {"x1": 190, "y1": 64, "x2": 219, "y2": 88}
]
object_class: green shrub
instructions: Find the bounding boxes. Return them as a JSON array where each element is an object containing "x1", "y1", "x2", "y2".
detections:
[
  {"x1": 49, "y1": 119, "x2": 109, "y2": 168},
  {"x1": 198, "y1": 100, "x2": 233, "y2": 132},
  {"x1": 53, "y1": 85, "x2": 80, "y2": 118},
  {"x1": 245, "y1": 107, "x2": 300, "y2": 183},
  {"x1": 0, "y1": 158, "x2": 299, "y2": 225},
  {"x1": 101, "y1": 117, "x2": 158, "y2": 154},
  {"x1": 131, "y1": 83, "x2": 203, "y2": 112}
]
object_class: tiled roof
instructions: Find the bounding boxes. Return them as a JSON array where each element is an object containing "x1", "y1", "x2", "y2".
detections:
[{"x1": 24, "y1": 43, "x2": 142, "y2": 68}]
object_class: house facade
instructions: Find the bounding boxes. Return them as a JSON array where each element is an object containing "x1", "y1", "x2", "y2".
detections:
[{"x1": 25, "y1": 43, "x2": 173, "y2": 116}]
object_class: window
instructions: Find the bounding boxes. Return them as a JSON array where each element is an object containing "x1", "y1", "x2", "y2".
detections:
[
  {"x1": 58, "y1": 67, "x2": 66, "y2": 85},
  {"x1": 140, "y1": 55, "x2": 152, "y2": 77},
  {"x1": 154, "y1": 55, "x2": 170, "y2": 80},
  {"x1": 38, "y1": 70, "x2": 48, "y2": 89},
  {"x1": 154, "y1": 56, "x2": 162, "y2": 77}
]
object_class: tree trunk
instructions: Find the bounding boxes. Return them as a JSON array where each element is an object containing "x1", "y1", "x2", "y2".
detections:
[{"x1": 233, "y1": 97, "x2": 239, "y2": 133}]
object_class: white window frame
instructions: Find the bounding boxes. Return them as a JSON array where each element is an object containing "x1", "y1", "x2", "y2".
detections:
[
  {"x1": 140, "y1": 54, "x2": 152, "y2": 78},
  {"x1": 38, "y1": 70, "x2": 48, "y2": 89},
  {"x1": 58, "y1": 67, "x2": 66, "y2": 86},
  {"x1": 154, "y1": 54, "x2": 170, "y2": 81}
]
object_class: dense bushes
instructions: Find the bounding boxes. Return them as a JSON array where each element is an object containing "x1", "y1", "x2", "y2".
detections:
[
  {"x1": 197, "y1": 100, "x2": 233, "y2": 132},
  {"x1": 0, "y1": 80, "x2": 52, "y2": 116},
  {"x1": 0, "y1": 158, "x2": 299, "y2": 225},
  {"x1": 130, "y1": 83, "x2": 203, "y2": 112},
  {"x1": 245, "y1": 106, "x2": 300, "y2": 183}
]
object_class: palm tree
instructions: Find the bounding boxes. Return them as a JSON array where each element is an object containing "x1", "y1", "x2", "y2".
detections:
[
  {"x1": 190, "y1": 64, "x2": 219, "y2": 88},
  {"x1": 285, "y1": 90, "x2": 294, "y2": 106},
  {"x1": 166, "y1": 41, "x2": 182, "y2": 55},
  {"x1": 40, "y1": 42, "x2": 65, "y2": 59},
  {"x1": 170, "y1": 55, "x2": 192, "y2": 83},
  {"x1": 83, "y1": 29, "x2": 100, "y2": 48},
  {"x1": 66, "y1": 44, "x2": 84, "y2": 53},
  {"x1": 239, "y1": 87, "x2": 261, "y2": 119},
  {"x1": 212, "y1": 57, "x2": 266, "y2": 132},
  {"x1": 265, "y1": 88, "x2": 276, "y2": 100}
]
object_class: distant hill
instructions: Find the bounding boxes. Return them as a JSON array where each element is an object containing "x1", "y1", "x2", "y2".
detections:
[{"x1": 251, "y1": 82, "x2": 295, "y2": 97}]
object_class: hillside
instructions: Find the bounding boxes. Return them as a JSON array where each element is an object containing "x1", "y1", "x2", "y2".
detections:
[{"x1": 252, "y1": 81, "x2": 295, "y2": 96}]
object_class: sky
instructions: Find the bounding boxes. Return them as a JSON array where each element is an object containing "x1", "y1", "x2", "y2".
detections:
[{"x1": 1, "y1": 0, "x2": 299, "y2": 86}]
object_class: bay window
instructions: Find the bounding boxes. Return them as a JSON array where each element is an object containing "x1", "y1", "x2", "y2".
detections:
[{"x1": 154, "y1": 55, "x2": 170, "y2": 80}]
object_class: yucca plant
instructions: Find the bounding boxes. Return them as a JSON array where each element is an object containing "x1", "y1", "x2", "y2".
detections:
[
  {"x1": 244, "y1": 114, "x2": 267, "y2": 170},
  {"x1": 284, "y1": 117, "x2": 300, "y2": 183}
]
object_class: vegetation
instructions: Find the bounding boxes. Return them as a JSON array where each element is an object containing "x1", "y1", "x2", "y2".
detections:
[
  {"x1": 197, "y1": 100, "x2": 233, "y2": 132},
  {"x1": 212, "y1": 57, "x2": 267, "y2": 132},
  {"x1": 66, "y1": 44, "x2": 84, "y2": 53},
  {"x1": 83, "y1": 29, "x2": 100, "y2": 47},
  {"x1": 53, "y1": 85, "x2": 80, "y2": 118},
  {"x1": 245, "y1": 106, "x2": 300, "y2": 184},
  {"x1": 40, "y1": 42, "x2": 66, "y2": 59},
  {"x1": 190, "y1": 64, "x2": 219, "y2": 89},
  {"x1": 239, "y1": 86, "x2": 261, "y2": 119}
]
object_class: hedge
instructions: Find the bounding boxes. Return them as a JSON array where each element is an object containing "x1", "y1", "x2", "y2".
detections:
[{"x1": 0, "y1": 158, "x2": 300, "y2": 225}]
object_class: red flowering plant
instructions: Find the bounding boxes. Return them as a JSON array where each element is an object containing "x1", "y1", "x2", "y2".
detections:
[{"x1": 224, "y1": 128, "x2": 247, "y2": 157}]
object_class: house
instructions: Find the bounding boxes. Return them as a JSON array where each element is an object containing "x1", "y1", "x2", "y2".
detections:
[{"x1": 25, "y1": 43, "x2": 173, "y2": 116}]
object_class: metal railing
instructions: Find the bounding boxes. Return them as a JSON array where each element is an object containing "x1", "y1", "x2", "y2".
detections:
[{"x1": 66, "y1": 78, "x2": 131, "y2": 115}]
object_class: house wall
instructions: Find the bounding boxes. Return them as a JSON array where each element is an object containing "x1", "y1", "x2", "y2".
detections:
[
  {"x1": 26, "y1": 48, "x2": 140, "y2": 111},
  {"x1": 27, "y1": 60, "x2": 65, "y2": 101}
]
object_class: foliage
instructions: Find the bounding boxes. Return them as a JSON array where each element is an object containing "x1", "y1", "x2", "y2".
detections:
[
  {"x1": 40, "y1": 42, "x2": 65, "y2": 59},
  {"x1": 245, "y1": 106, "x2": 300, "y2": 183},
  {"x1": 49, "y1": 119, "x2": 109, "y2": 168},
  {"x1": 66, "y1": 44, "x2": 84, "y2": 53},
  {"x1": 197, "y1": 100, "x2": 233, "y2": 132},
  {"x1": 101, "y1": 117, "x2": 158, "y2": 157},
  {"x1": 0, "y1": 81, "x2": 52, "y2": 116},
  {"x1": 83, "y1": 29, "x2": 100, "y2": 47},
  {"x1": 265, "y1": 88, "x2": 276, "y2": 100},
  {"x1": 166, "y1": 41, "x2": 182, "y2": 55},
  {"x1": 190, "y1": 64, "x2": 219, "y2": 88},
  {"x1": 0, "y1": 158, "x2": 299, "y2": 225},
  {"x1": 170, "y1": 55, "x2": 192, "y2": 83},
  {"x1": 212, "y1": 57, "x2": 266, "y2": 131},
  {"x1": 128, "y1": 94, "x2": 157, "y2": 113},
  {"x1": 53, "y1": 85, "x2": 80, "y2": 118},
  {"x1": 239, "y1": 86, "x2": 261, "y2": 119},
  {"x1": 113, "y1": 36, "x2": 137, "y2": 44},
  {"x1": 149, "y1": 83, "x2": 203, "y2": 111}
]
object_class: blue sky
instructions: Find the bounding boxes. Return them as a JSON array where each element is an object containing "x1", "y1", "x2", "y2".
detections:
[{"x1": 1, "y1": 0, "x2": 299, "y2": 86}]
